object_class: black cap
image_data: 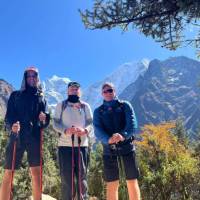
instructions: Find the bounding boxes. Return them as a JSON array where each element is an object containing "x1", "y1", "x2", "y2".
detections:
[{"x1": 68, "y1": 81, "x2": 81, "y2": 88}]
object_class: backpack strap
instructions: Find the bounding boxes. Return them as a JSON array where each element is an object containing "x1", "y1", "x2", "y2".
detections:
[
  {"x1": 117, "y1": 100, "x2": 125, "y2": 109},
  {"x1": 60, "y1": 100, "x2": 68, "y2": 121},
  {"x1": 80, "y1": 102, "x2": 86, "y2": 111},
  {"x1": 80, "y1": 101, "x2": 87, "y2": 123}
]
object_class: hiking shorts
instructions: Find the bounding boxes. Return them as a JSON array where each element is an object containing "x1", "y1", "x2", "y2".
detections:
[
  {"x1": 103, "y1": 151, "x2": 139, "y2": 182},
  {"x1": 4, "y1": 138, "x2": 40, "y2": 170}
]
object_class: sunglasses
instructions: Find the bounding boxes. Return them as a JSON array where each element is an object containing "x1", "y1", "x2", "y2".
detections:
[{"x1": 103, "y1": 88, "x2": 114, "y2": 94}]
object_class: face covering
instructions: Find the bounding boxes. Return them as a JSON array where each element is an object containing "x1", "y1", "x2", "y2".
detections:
[
  {"x1": 67, "y1": 95, "x2": 80, "y2": 103},
  {"x1": 25, "y1": 83, "x2": 38, "y2": 94}
]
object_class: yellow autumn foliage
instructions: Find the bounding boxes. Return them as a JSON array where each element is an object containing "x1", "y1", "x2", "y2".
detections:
[
  {"x1": 138, "y1": 122, "x2": 189, "y2": 156},
  {"x1": 136, "y1": 122, "x2": 199, "y2": 199}
]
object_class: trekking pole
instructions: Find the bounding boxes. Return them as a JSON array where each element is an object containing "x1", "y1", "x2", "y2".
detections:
[
  {"x1": 40, "y1": 127, "x2": 44, "y2": 200},
  {"x1": 71, "y1": 133, "x2": 75, "y2": 200},
  {"x1": 10, "y1": 136, "x2": 17, "y2": 200},
  {"x1": 116, "y1": 145, "x2": 129, "y2": 199},
  {"x1": 78, "y1": 136, "x2": 82, "y2": 200}
]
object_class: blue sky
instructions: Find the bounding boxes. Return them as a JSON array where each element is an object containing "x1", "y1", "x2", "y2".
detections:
[{"x1": 0, "y1": 0, "x2": 198, "y2": 89}]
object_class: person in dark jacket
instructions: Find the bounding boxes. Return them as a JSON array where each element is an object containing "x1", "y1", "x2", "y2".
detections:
[
  {"x1": 0, "y1": 67, "x2": 50, "y2": 200},
  {"x1": 93, "y1": 82, "x2": 140, "y2": 200}
]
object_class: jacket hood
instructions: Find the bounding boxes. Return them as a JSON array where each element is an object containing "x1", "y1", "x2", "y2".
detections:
[{"x1": 20, "y1": 67, "x2": 42, "y2": 92}]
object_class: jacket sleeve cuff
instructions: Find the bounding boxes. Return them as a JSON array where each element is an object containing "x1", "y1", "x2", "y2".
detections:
[{"x1": 120, "y1": 131, "x2": 127, "y2": 138}]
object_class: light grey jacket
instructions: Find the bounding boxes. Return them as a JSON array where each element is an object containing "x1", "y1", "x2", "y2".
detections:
[{"x1": 53, "y1": 101, "x2": 93, "y2": 147}]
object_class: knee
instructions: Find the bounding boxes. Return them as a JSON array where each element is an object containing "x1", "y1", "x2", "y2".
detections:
[
  {"x1": 2, "y1": 170, "x2": 13, "y2": 183},
  {"x1": 106, "y1": 180, "x2": 119, "y2": 191},
  {"x1": 30, "y1": 167, "x2": 40, "y2": 179},
  {"x1": 127, "y1": 179, "x2": 139, "y2": 187}
]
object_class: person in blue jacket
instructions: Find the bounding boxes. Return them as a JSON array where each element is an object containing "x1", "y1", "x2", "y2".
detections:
[{"x1": 93, "y1": 82, "x2": 140, "y2": 200}]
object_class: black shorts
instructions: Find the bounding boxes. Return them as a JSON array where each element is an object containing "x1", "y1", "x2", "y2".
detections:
[
  {"x1": 103, "y1": 151, "x2": 139, "y2": 182},
  {"x1": 4, "y1": 139, "x2": 40, "y2": 170}
]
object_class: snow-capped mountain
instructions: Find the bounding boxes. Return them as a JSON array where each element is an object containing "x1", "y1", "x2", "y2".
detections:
[
  {"x1": 82, "y1": 59, "x2": 149, "y2": 109},
  {"x1": 42, "y1": 75, "x2": 71, "y2": 111},
  {"x1": 1, "y1": 56, "x2": 200, "y2": 134},
  {"x1": 42, "y1": 59, "x2": 149, "y2": 111}
]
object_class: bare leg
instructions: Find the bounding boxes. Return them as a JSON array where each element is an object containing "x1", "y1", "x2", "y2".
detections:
[
  {"x1": 126, "y1": 179, "x2": 140, "y2": 200},
  {"x1": 0, "y1": 170, "x2": 13, "y2": 200},
  {"x1": 30, "y1": 166, "x2": 41, "y2": 200},
  {"x1": 106, "y1": 180, "x2": 119, "y2": 200}
]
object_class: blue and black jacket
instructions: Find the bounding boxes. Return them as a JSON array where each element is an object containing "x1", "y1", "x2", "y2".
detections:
[{"x1": 93, "y1": 98, "x2": 137, "y2": 155}]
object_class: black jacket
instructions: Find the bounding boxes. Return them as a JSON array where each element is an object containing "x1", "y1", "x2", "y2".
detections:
[
  {"x1": 5, "y1": 89, "x2": 50, "y2": 142},
  {"x1": 5, "y1": 69, "x2": 50, "y2": 143}
]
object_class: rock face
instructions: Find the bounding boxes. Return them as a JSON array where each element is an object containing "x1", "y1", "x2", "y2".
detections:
[
  {"x1": 0, "y1": 79, "x2": 14, "y2": 119},
  {"x1": 120, "y1": 56, "x2": 200, "y2": 132}
]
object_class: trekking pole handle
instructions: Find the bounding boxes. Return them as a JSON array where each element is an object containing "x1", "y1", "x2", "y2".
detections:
[{"x1": 39, "y1": 112, "x2": 46, "y2": 127}]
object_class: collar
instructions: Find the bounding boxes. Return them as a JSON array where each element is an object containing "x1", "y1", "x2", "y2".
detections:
[{"x1": 103, "y1": 97, "x2": 119, "y2": 107}]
